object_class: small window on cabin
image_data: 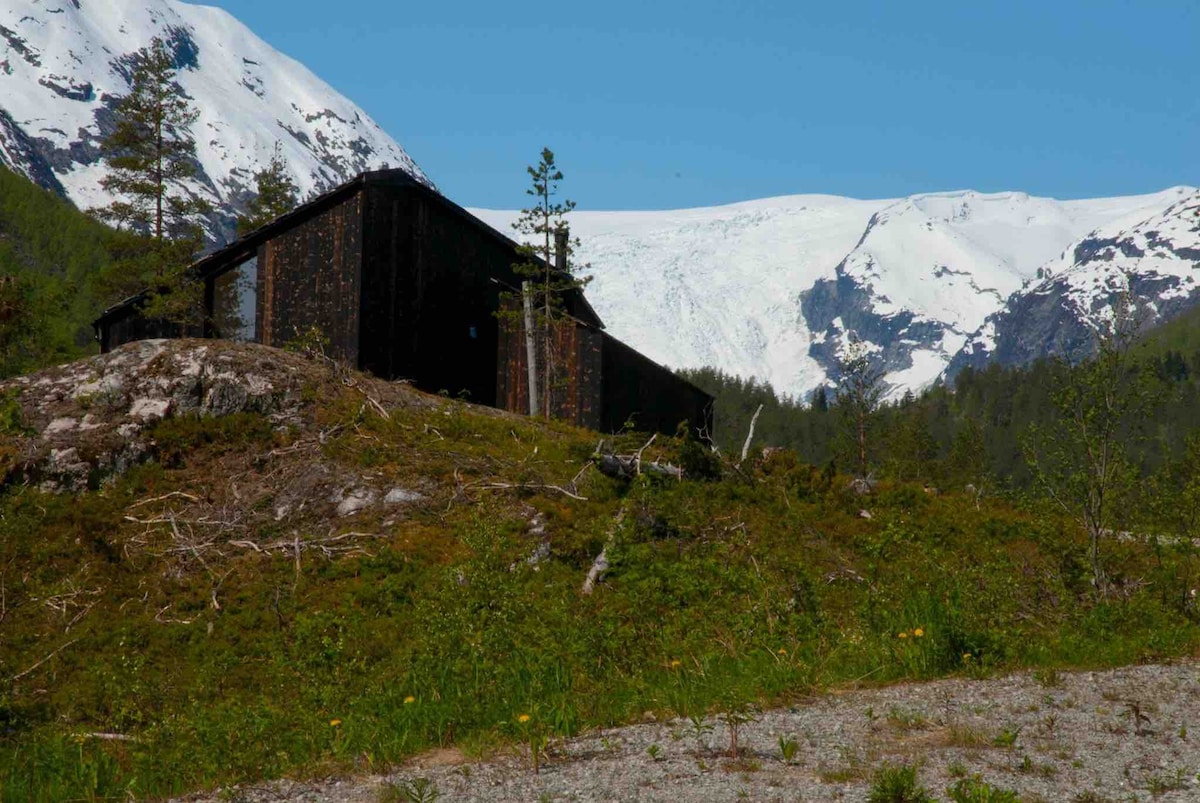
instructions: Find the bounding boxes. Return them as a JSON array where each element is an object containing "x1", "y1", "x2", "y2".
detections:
[{"x1": 212, "y1": 256, "x2": 258, "y2": 342}]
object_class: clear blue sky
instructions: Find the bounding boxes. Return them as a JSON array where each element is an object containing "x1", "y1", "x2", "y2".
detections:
[{"x1": 202, "y1": 0, "x2": 1196, "y2": 210}]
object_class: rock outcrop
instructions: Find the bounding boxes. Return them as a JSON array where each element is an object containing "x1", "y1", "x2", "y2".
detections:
[{"x1": 0, "y1": 339, "x2": 312, "y2": 491}]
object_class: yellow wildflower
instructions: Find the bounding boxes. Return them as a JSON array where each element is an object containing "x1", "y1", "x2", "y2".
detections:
[
  {"x1": 404, "y1": 696, "x2": 416, "y2": 704},
  {"x1": 330, "y1": 719, "x2": 342, "y2": 727},
  {"x1": 669, "y1": 659, "x2": 682, "y2": 669},
  {"x1": 962, "y1": 653, "x2": 973, "y2": 662},
  {"x1": 898, "y1": 632, "x2": 908, "y2": 639},
  {"x1": 777, "y1": 648, "x2": 788, "y2": 655},
  {"x1": 914, "y1": 628, "x2": 925, "y2": 638},
  {"x1": 517, "y1": 714, "x2": 531, "y2": 724}
]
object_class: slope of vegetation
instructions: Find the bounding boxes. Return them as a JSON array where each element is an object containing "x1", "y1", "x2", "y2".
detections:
[{"x1": 1, "y1": 344, "x2": 1197, "y2": 801}]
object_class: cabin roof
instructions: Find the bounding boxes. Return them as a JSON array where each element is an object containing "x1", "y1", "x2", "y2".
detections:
[{"x1": 94, "y1": 169, "x2": 604, "y2": 328}]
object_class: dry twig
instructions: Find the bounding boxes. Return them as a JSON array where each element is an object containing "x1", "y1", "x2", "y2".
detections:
[
  {"x1": 476, "y1": 482, "x2": 588, "y2": 501},
  {"x1": 12, "y1": 638, "x2": 79, "y2": 682}
]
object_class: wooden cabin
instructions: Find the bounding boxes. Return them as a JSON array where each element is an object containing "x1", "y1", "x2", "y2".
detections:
[{"x1": 94, "y1": 169, "x2": 713, "y2": 438}]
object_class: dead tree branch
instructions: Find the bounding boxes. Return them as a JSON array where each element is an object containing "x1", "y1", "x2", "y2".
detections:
[
  {"x1": 475, "y1": 482, "x2": 589, "y2": 501},
  {"x1": 740, "y1": 404, "x2": 764, "y2": 465},
  {"x1": 582, "y1": 500, "x2": 631, "y2": 595},
  {"x1": 127, "y1": 491, "x2": 200, "y2": 510}
]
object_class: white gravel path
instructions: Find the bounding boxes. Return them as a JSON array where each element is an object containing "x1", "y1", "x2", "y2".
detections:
[{"x1": 186, "y1": 661, "x2": 1200, "y2": 802}]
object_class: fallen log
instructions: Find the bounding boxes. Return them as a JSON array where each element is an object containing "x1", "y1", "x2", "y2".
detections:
[{"x1": 594, "y1": 454, "x2": 682, "y2": 481}]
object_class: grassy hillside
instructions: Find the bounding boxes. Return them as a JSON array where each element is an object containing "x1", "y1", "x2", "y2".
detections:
[{"x1": 1, "y1": 343, "x2": 1196, "y2": 801}]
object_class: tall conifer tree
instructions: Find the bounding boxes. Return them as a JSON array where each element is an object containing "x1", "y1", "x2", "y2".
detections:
[
  {"x1": 510, "y1": 148, "x2": 590, "y2": 418},
  {"x1": 834, "y1": 337, "x2": 885, "y2": 478},
  {"x1": 93, "y1": 36, "x2": 209, "y2": 319}
]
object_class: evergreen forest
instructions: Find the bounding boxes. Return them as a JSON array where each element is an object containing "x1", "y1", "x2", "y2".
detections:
[{"x1": 681, "y1": 318, "x2": 1200, "y2": 498}]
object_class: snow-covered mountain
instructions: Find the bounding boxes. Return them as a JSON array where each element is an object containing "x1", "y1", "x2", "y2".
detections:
[
  {"x1": 949, "y1": 191, "x2": 1200, "y2": 378},
  {"x1": 0, "y1": 0, "x2": 430, "y2": 241},
  {"x1": 473, "y1": 186, "x2": 1199, "y2": 399},
  {"x1": 2, "y1": 3, "x2": 1194, "y2": 399}
]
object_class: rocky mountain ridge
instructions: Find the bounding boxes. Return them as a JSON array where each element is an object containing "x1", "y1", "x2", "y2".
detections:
[{"x1": 949, "y1": 192, "x2": 1200, "y2": 378}]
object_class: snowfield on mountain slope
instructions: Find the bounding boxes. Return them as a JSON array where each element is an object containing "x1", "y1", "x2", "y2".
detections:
[
  {"x1": 0, "y1": 0, "x2": 428, "y2": 217},
  {"x1": 476, "y1": 195, "x2": 887, "y2": 397},
  {"x1": 474, "y1": 187, "x2": 1196, "y2": 398},
  {"x1": 951, "y1": 189, "x2": 1200, "y2": 373}
]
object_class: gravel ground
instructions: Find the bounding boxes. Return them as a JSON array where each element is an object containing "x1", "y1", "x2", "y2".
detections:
[{"x1": 185, "y1": 661, "x2": 1200, "y2": 802}]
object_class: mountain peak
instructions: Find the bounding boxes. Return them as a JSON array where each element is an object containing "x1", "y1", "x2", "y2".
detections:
[{"x1": 0, "y1": 0, "x2": 431, "y2": 242}]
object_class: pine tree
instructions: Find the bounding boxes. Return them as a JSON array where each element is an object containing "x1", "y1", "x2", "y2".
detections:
[
  {"x1": 509, "y1": 147, "x2": 590, "y2": 418},
  {"x1": 237, "y1": 143, "x2": 300, "y2": 236},
  {"x1": 93, "y1": 36, "x2": 210, "y2": 319},
  {"x1": 812, "y1": 386, "x2": 829, "y2": 412},
  {"x1": 834, "y1": 337, "x2": 885, "y2": 478}
]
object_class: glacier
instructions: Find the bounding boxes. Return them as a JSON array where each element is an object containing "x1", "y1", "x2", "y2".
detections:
[{"x1": 474, "y1": 186, "x2": 1199, "y2": 399}]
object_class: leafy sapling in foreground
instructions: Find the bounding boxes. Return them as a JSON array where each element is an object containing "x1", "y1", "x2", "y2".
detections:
[{"x1": 1023, "y1": 276, "x2": 1153, "y2": 597}]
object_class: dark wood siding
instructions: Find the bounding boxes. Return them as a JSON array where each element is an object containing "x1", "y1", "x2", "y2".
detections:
[
  {"x1": 359, "y1": 184, "x2": 507, "y2": 406},
  {"x1": 497, "y1": 309, "x2": 602, "y2": 430},
  {"x1": 600, "y1": 333, "x2": 714, "y2": 437},
  {"x1": 258, "y1": 191, "x2": 364, "y2": 363}
]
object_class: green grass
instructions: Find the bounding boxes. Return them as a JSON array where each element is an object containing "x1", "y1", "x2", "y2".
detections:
[{"x1": 1, "y1": 386, "x2": 1198, "y2": 800}]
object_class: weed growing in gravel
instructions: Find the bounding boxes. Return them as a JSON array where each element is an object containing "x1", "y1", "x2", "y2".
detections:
[
  {"x1": 867, "y1": 763, "x2": 936, "y2": 803},
  {"x1": 719, "y1": 703, "x2": 757, "y2": 758},
  {"x1": 1033, "y1": 666, "x2": 1063, "y2": 687},
  {"x1": 378, "y1": 777, "x2": 440, "y2": 803},
  {"x1": 946, "y1": 776, "x2": 1020, "y2": 802},
  {"x1": 683, "y1": 714, "x2": 712, "y2": 752},
  {"x1": 777, "y1": 734, "x2": 800, "y2": 764},
  {"x1": 1145, "y1": 768, "x2": 1187, "y2": 796},
  {"x1": 515, "y1": 713, "x2": 549, "y2": 775},
  {"x1": 886, "y1": 706, "x2": 930, "y2": 730},
  {"x1": 942, "y1": 725, "x2": 990, "y2": 748},
  {"x1": 992, "y1": 725, "x2": 1022, "y2": 748},
  {"x1": 1016, "y1": 754, "x2": 1056, "y2": 778}
]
